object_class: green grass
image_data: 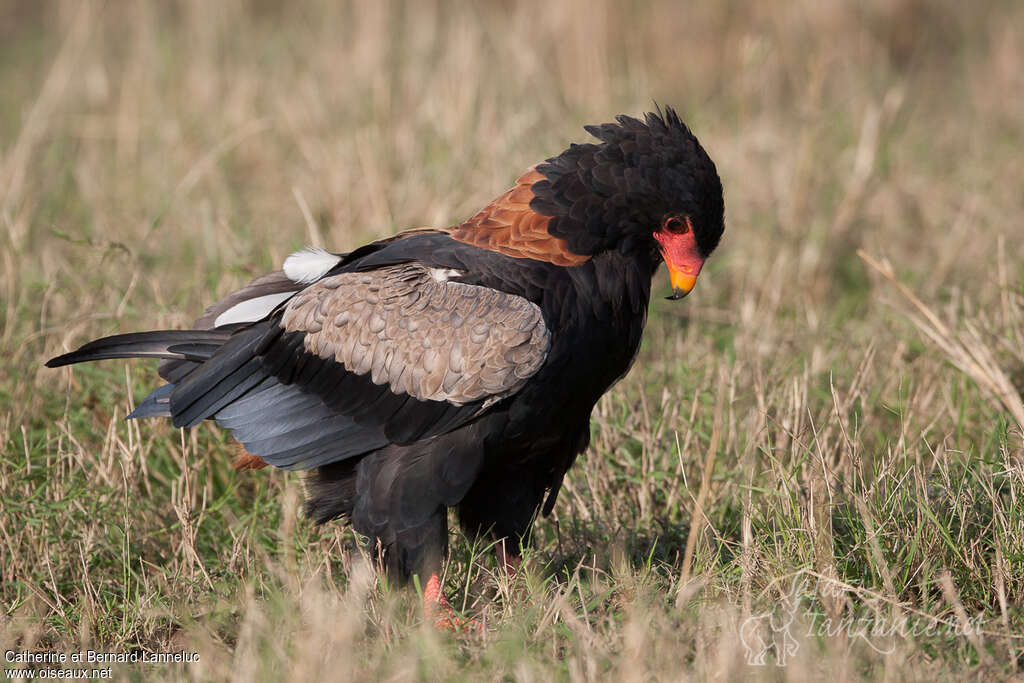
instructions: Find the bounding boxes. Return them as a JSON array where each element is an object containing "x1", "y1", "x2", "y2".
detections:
[{"x1": 3, "y1": 0, "x2": 1024, "y2": 680}]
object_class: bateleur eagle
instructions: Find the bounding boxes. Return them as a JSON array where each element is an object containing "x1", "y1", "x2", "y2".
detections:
[{"x1": 47, "y1": 107, "x2": 724, "y2": 629}]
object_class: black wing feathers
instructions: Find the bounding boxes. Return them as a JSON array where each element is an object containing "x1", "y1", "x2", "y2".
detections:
[
  {"x1": 46, "y1": 330, "x2": 232, "y2": 368},
  {"x1": 46, "y1": 231, "x2": 550, "y2": 472},
  {"x1": 258, "y1": 330, "x2": 490, "y2": 445},
  {"x1": 168, "y1": 325, "x2": 268, "y2": 428}
]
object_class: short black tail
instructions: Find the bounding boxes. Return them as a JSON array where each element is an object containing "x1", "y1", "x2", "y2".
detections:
[{"x1": 45, "y1": 330, "x2": 233, "y2": 368}]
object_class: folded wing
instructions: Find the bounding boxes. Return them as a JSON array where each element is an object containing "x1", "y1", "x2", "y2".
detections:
[{"x1": 166, "y1": 262, "x2": 550, "y2": 469}]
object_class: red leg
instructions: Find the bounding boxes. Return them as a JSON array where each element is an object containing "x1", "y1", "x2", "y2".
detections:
[
  {"x1": 422, "y1": 573, "x2": 482, "y2": 633},
  {"x1": 494, "y1": 541, "x2": 529, "y2": 605},
  {"x1": 495, "y1": 541, "x2": 522, "y2": 579}
]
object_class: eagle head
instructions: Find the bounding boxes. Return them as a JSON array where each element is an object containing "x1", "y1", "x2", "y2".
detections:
[{"x1": 530, "y1": 106, "x2": 725, "y2": 298}]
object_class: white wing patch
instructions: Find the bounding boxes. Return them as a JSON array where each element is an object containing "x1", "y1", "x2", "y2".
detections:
[
  {"x1": 427, "y1": 267, "x2": 463, "y2": 282},
  {"x1": 213, "y1": 292, "x2": 296, "y2": 327},
  {"x1": 283, "y1": 247, "x2": 343, "y2": 284}
]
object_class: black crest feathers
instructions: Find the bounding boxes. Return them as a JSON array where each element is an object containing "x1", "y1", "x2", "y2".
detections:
[{"x1": 530, "y1": 105, "x2": 724, "y2": 259}]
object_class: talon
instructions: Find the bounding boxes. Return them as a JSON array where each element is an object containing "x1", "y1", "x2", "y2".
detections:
[{"x1": 423, "y1": 574, "x2": 483, "y2": 634}]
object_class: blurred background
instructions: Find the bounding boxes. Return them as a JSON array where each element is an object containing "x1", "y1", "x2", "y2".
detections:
[
  {"x1": 1, "y1": 0, "x2": 1020, "y2": 358},
  {"x1": 2, "y1": 0, "x2": 1023, "y2": 677}
]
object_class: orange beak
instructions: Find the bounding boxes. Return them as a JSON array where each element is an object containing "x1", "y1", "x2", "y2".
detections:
[
  {"x1": 653, "y1": 227, "x2": 704, "y2": 300},
  {"x1": 665, "y1": 262, "x2": 699, "y2": 299}
]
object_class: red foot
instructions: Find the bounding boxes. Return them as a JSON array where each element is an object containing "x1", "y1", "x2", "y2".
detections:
[
  {"x1": 494, "y1": 543, "x2": 526, "y2": 602},
  {"x1": 495, "y1": 542, "x2": 522, "y2": 579},
  {"x1": 422, "y1": 574, "x2": 482, "y2": 634}
]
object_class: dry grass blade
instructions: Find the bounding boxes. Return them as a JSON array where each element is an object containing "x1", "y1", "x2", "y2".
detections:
[
  {"x1": 858, "y1": 249, "x2": 1024, "y2": 436},
  {"x1": 676, "y1": 366, "x2": 726, "y2": 604},
  {"x1": 938, "y1": 571, "x2": 994, "y2": 669}
]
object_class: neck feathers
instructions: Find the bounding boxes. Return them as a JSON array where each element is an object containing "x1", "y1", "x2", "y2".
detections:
[{"x1": 447, "y1": 168, "x2": 590, "y2": 267}]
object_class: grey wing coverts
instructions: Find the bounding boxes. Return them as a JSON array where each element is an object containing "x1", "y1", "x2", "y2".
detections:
[
  {"x1": 196, "y1": 263, "x2": 551, "y2": 470},
  {"x1": 280, "y1": 264, "x2": 550, "y2": 406}
]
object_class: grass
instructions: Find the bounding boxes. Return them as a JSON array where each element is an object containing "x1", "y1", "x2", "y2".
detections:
[{"x1": 2, "y1": 0, "x2": 1024, "y2": 680}]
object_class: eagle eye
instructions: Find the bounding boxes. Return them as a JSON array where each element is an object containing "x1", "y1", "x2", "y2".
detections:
[{"x1": 663, "y1": 216, "x2": 691, "y2": 234}]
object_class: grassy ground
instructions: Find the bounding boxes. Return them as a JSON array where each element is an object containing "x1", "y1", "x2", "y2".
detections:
[{"x1": 2, "y1": 0, "x2": 1023, "y2": 680}]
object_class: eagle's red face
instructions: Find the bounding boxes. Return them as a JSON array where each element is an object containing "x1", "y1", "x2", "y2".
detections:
[
  {"x1": 653, "y1": 215, "x2": 705, "y2": 299},
  {"x1": 515, "y1": 108, "x2": 724, "y2": 298}
]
